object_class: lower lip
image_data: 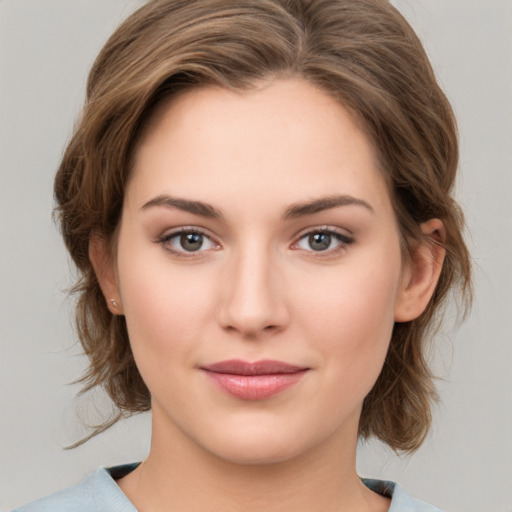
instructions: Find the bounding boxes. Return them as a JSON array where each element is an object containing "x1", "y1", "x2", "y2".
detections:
[{"x1": 203, "y1": 370, "x2": 307, "y2": 400}]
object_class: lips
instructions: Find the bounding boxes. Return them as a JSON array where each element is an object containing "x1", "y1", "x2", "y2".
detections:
[{"x1": 200, "y1": 359, "x2": 308, "y2": 400}]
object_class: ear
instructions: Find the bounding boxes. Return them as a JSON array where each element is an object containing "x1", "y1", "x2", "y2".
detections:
[
  {"x1": 89, "y1": 233, "x2": 124, "y2": 315},
  {"x1": 394, "y1": 219, "x2": 446, "y2": 322}
]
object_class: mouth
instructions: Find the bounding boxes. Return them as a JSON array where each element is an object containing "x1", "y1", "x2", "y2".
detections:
[{"x1": 200, "y1": 359, "x2": 309, "y2": 400}]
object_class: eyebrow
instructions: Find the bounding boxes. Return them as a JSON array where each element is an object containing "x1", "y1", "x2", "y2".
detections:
[
  {"x1": 141, "y1": 193, "x2": 374, "y2": 220},
  {"x1": 141, "y1": 195, "x2": 223, "y2": 219},
  {"x1": 283, "y1": 195, "x2": 374, "y2": 219}
]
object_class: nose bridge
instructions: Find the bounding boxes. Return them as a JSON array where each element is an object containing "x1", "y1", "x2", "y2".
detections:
[{"x1": 218, "y1": 237, "x2": 287, "y2": 336}]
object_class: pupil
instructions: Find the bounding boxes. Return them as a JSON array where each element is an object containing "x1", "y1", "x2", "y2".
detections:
[
  {"x1": 309, "y1": 233, "x2": 331, "y2": 251},
  {"x1": 181, "y1": 233, "x2": 203, "y2": 251}
]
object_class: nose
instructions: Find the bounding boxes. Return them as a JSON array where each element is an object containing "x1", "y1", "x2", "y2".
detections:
[{"x1": 217, "y1": 244, "x2": 289, "y2": 338}]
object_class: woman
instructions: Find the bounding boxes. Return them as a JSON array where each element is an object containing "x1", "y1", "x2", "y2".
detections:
[{"x1": 14, "y1": 0, "x2": 471, "y2": 510}]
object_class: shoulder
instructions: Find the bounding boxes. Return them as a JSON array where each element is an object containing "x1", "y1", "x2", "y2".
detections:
[
  {"x1": 12, "y1": 464, "x2": 139, "y2": 512},
  {"x1": 362, "y1": 479, "x2": 444, "y2": 512},
  {"x1": 12, "y1": 472, "x2": 97, "y2": 512}
]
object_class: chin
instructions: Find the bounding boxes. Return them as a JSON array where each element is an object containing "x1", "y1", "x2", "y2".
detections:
[{"x1": 194, "y1": 416, "x2": 329, "y2": 467}]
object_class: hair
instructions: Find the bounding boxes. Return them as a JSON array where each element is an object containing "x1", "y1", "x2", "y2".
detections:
[{"x1": 55, "y1": 0, "x2": 472, "y2": 451}]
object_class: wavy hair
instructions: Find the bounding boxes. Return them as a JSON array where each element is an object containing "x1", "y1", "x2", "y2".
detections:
[{"x1": 55, "y1": 0, "x2": 472, "y2": 451}]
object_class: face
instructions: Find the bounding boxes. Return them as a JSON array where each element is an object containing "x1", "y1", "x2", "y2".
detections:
[{"x1": 106, "y1": 79, "x2": 420, "y2": 465}]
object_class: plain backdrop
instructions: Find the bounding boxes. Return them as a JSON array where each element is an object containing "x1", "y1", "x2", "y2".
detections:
[{"x1": 1, "y1": 1, "x2": 511, "y2": 511}]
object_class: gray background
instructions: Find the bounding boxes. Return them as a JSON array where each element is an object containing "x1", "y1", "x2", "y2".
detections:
[{"x1": 1, "y1": 1, "x2": 511, "y2": 511}]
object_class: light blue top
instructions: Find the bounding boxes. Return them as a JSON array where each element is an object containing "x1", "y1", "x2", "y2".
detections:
[{"x1": 13, "y1": 463, "x2": 443, "y2": 512}]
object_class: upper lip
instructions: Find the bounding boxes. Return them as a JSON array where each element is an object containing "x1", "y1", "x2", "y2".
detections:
[{"x1": 201, "y1": 359, "x2": 307, "y2": 376}]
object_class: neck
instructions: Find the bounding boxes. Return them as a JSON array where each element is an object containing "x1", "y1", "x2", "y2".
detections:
[{"x1": 118, "y1": 407, "x2": 388, "y2": 512}]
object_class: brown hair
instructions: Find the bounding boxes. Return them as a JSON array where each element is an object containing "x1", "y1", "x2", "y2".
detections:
[{"x1": 55, "y1": 0, "x2": 472, "y2": 451}]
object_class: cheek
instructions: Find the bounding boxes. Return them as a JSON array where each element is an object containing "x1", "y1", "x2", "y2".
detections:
[
  {"x1": 296, "y1": 263, "x2": 400, "y2": 337},
  {"x1": 115, "y1": 233, "x2": 216, "y2": 373},
  {"x1": 292, "y1": 254, "x2": 402, "y2": 390}
]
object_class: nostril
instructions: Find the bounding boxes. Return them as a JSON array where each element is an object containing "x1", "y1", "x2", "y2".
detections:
[{"x1": 216, "y1": 269, "x2": 290, "y2": 336}]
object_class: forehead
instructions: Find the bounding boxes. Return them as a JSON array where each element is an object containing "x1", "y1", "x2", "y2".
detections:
[{"x1": 128, "y1": 78, "x2": 392, "y2": 218}]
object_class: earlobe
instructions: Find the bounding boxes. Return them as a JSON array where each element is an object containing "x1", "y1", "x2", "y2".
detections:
[
  {"x1": 394, "y1": 219, "x2": 446, "y2": 322},
  {"x1": 89, "y1": 233, "x2": 123, "y2": 315}
]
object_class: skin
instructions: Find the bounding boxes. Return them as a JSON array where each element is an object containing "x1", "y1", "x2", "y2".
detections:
[{"x1": 91, "y1": 78, "x2": 445, "y2": 512}]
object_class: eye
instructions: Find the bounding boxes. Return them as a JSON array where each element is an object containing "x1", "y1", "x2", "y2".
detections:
[
  {"x1": 295, "y1": 229, "x2": 354, "y2": 253},
  {"x1": 158, "y1": 229, "x2": 218, "y2": 254}
]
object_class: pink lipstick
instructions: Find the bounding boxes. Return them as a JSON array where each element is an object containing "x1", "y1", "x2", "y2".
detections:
[{"x1": 201, "y1": 359, "x2": 308, "y2": 400}]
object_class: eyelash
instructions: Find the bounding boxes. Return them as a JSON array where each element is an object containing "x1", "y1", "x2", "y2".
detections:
[
  {"x1": 156, "y1": 226, "x2": 354, "y2": 258},
  {"x1": 156, "y1": 227, "x2": 218, "y2": 259},
  {"x1": 291, "y1": 227, "x2": 354, "y2": 257}
]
